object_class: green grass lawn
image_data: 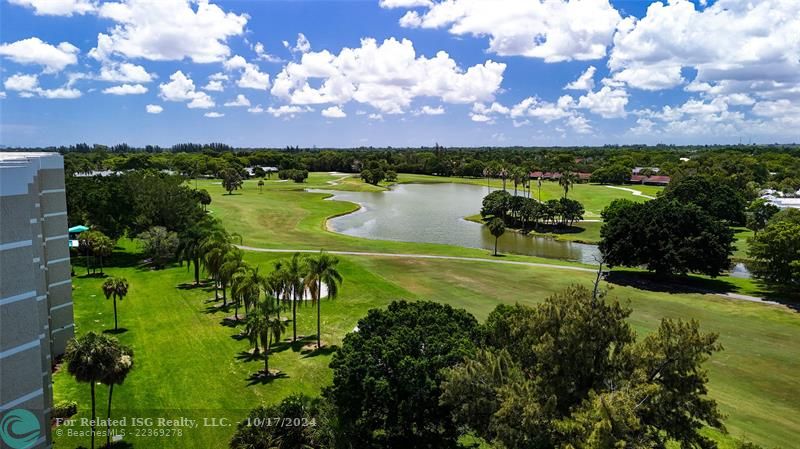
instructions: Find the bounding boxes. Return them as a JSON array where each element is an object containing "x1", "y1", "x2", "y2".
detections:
[
  {"x1": 53, "y1": 173, "x2": 799, "y2": 449},
  {"x1": 55, "y1": 244, "x2": 800, "y2": 449}
]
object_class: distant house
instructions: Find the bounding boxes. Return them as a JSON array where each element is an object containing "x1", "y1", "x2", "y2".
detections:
[
  {"x1": 643, "y1": 175, "x2": 671, "y2": 186},
  {"x1": 528, "y1": 171, "x2": 590, "y2": 182},
  {"x1": 628, "y1": 175, "x2": 646, "y2": 184}
]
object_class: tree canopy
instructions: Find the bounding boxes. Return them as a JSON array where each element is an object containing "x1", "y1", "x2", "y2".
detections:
[
  {"x1": 325, "y1": 300, "x2": 480, "y2": 449},
  {"x1": 441, "y1": 285, "x2": 725, "y2": 449},
  {"x1": 600, "y1": 198, "x2": 734, "y2": 276}
]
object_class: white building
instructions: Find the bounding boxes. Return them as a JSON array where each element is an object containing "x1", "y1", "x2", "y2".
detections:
[{"x1": 1, "y1": 152, "x2": 74, "y2": 449}]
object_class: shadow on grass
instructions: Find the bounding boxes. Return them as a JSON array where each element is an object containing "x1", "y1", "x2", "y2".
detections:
[
  {"x1": 268, "y1": 334, "x2": 314, "y2": 354},
  {"x1": 246, "y1": 370, "x2": 288, "y2": 386},
  {"x1": 102, "y1": 328, "x2": 128, "y2": 335},
  {"x1": 301, "y1": 345, "x2": 338, "y2": 359},
  {"x1": 606, "y1": 270, "x2": 800, "y2": 311},
  {"x1": 76, "y1": 272, "x2": 109, "y2": 279},
  {"x1": 235, "y1": 350, "x2": 262, "y2": 362},
  {"x1": 204, "y1": 302, "x2": 229, "y2": 314},
  {"x1": 176, "y1": 280, "x2": 213, "y2": 290},
  {"x1": 103, "y1": 441, "x2": 134, "y2": 449},
  {"x1": 606, "y1": 270, "x2": 738, "y2": 295},
  {"x1": 221, "y1": 316, "x2": 246, "y2": 327}
]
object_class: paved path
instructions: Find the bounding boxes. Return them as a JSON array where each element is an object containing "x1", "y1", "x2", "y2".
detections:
[
  {"x1": 237, "y1": 245, "x2": 784, "y2": 307},
  {"x1": 603, "y1": 185, "x2": 657, "y2": 199}
]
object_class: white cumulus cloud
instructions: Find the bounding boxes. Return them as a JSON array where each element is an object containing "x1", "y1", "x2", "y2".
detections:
[
  {"x1": 321, "y1": 105, "x2": 346, "y2": 118},
  {"x1": 146, "y1": 104, "x2": 163, "y2": 114},
  {"x1": 98, "y1": 62, "x2": 154, "y2": 83},
  {"x1": 204, "y1": 111, "x2": 224, "y2": 118},
  {"x1": 395, "y1": 0, "x2": 621, "y2": 62},
  {"x1": 224, "y1": 94, "x2": 250, "y2": 107},
  {"x1": 271, "y1": 37, "x2": 505, "y2": 114},
  {"x1": 159, "y1": 70, "x2": 215, "y2": 109},
  {"x1": 102, "y1": 83, "x2": 148, "y2": 95},
  {"x1": 8, "y1": 0, "x2": 95, "y2": 16},
  {"x1": 91, "y1": 0, "x2": 247, "y2": 63},
  {"x1": 564, "y1": 66, "x2": 596, "y2": 91},
  {"x1": 0, "y1": 37, "x2": 79, "y2": 73}
]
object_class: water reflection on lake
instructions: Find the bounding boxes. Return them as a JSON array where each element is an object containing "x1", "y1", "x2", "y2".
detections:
[{"x1": 311, "y1": 183, "x2": 604, "y2": 264}]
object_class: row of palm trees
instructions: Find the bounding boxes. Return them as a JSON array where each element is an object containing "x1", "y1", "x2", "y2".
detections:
[
  {"x1": 176, "y1": 217, "x2": 343, "y2": 374},
  {"x1": 482, "y1": 163, "x2": 580, "y2": 200}
]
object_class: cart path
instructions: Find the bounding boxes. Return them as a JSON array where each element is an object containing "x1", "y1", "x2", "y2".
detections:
[
  {"x1": 237, "y1": 245, "x2": 780, "y2": 307},
  {"x1": 603, "y1": 185, "x2": 657, "y2": 199}
]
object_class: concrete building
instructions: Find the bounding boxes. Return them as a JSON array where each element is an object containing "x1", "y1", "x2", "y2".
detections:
[{"x1": 1, "y1": 152, "x2": 74, "y2": 448}]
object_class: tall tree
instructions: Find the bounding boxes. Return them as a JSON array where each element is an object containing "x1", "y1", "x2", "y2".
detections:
[
  {"x1": 137, "y1": 226, "x2": 179, "y2": 269},
  {"x1": 231, "y1": 264, "x2": 262, "y2": 320},
  {"x1": 101, "y1": 277, "x2": 129, "y2": 331},
  {"x1": 327, "y1": 300, "x2": 479, "y2": 449},
  {"x1": 304, "y1": 251, "x2": 343, "y2": 349},
  {"x1": 487, "y1": 217, "x2": 506, "y2": 256},
  {"x1": 559, "y1": 171, "x2": 579, "y2": 199},
  {"x1": 102, "y1": 345, "x2": 134, "y2": 448},
  {"x1": 441, "y1": 286, "x2": 724, "y2": 449},
  {"x1": 219, "y1": 247, "x2": 245, "y2": 305},
  {"x1": 201, "y1": 228, "x2": 234, "y2": 302},
  {"x1": 745, "y1": 198, "x2": 780, "y2": 236},
  {"x1": 600, "y1": 198, "x2": 734, "y2": 277},
  {"x1": 177, "y1": 218, "x2": 219, "y2": 285},
  {"x1": 748, "y1": 211, "x2": 800, "y2": 286},
  {"x1": 64, "y1": 332, "x2": 123, "y2": 449},
  {"x1": 280, "y1": 253, "x2": 307, "y2": 342},
  {"x1": 221, "y1": 167, "x2": 244, "y2": 195}
]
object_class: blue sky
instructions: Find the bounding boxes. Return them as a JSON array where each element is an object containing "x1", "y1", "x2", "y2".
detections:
[{"x1": 1, "y1": 0, "x2": 798, "y2": 147}]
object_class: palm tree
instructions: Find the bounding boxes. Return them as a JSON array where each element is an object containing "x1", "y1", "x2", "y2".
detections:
[
  {"x1": 511, "y1": 166, "x2": 527, "y2": 197},
  {"x1": 103, "y1": 345, "x2": 133, "y2": 448},
  {"x1": 231, "y1": 264, "x2": 262, "y2": 320},
  {"x1": 488, "y1": 218, "x2": 506, "y2": 256},
  {"x1": 177, "y1": 219, "x2": 217, "y2": 286},
  {"x1": 498, "y1": 165, "x2": 509, "y2": 191},
  {"x1": 220, "y1": 247, "x2": 245, "y2": 307},
  {"x1": 244, "y1": 302, "x2": 267, "y2": 355},
  {"x1": 201, "y1": 229, "x2": 233, "y2": 301},
  {"x1": 482, "y1": 166, "x2": 494, "y2": 193},
  {"x1": 91, "y1": 234, "x2": 114, "y2": 276},
  {"x1": 65, "y1": 332, "x2": 121, "y2": 449},
  {"x1": 247, "y1": 297, "x2": 287, "y2": 375},
  {"x1": 102, "y1": 277, "x2": 129, "y2": 331},
  {"x1": 559, "y1": 172, "x2": 579, "y2": 199},
  {"x1": 304, "y1": 252, "x2": 343, "y2": 349},
  {"x1": 265, "y1": 261, "x2": 287, "y2": 320},
  {"x1": 282, "y1": 252, "x2": 307, "y2": 342}
]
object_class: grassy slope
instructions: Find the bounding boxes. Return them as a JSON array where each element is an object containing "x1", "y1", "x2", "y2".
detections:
[{"x1": 53, "y1": 173, "x2": 799, "y2": 449}]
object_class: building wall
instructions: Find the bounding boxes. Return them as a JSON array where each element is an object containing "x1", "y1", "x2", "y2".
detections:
[{"x1": 1, "y1": 152, "x2": 74, "y2": 449}]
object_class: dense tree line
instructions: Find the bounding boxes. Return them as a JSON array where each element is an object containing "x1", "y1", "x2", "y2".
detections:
[{"x1": 4, "y1": 143, "x2": 795, "y2": 191}]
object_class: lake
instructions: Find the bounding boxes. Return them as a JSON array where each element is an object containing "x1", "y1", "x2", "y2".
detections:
[{"x1": 312, "y1": 183, "x2": 604, "y2": 264}]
